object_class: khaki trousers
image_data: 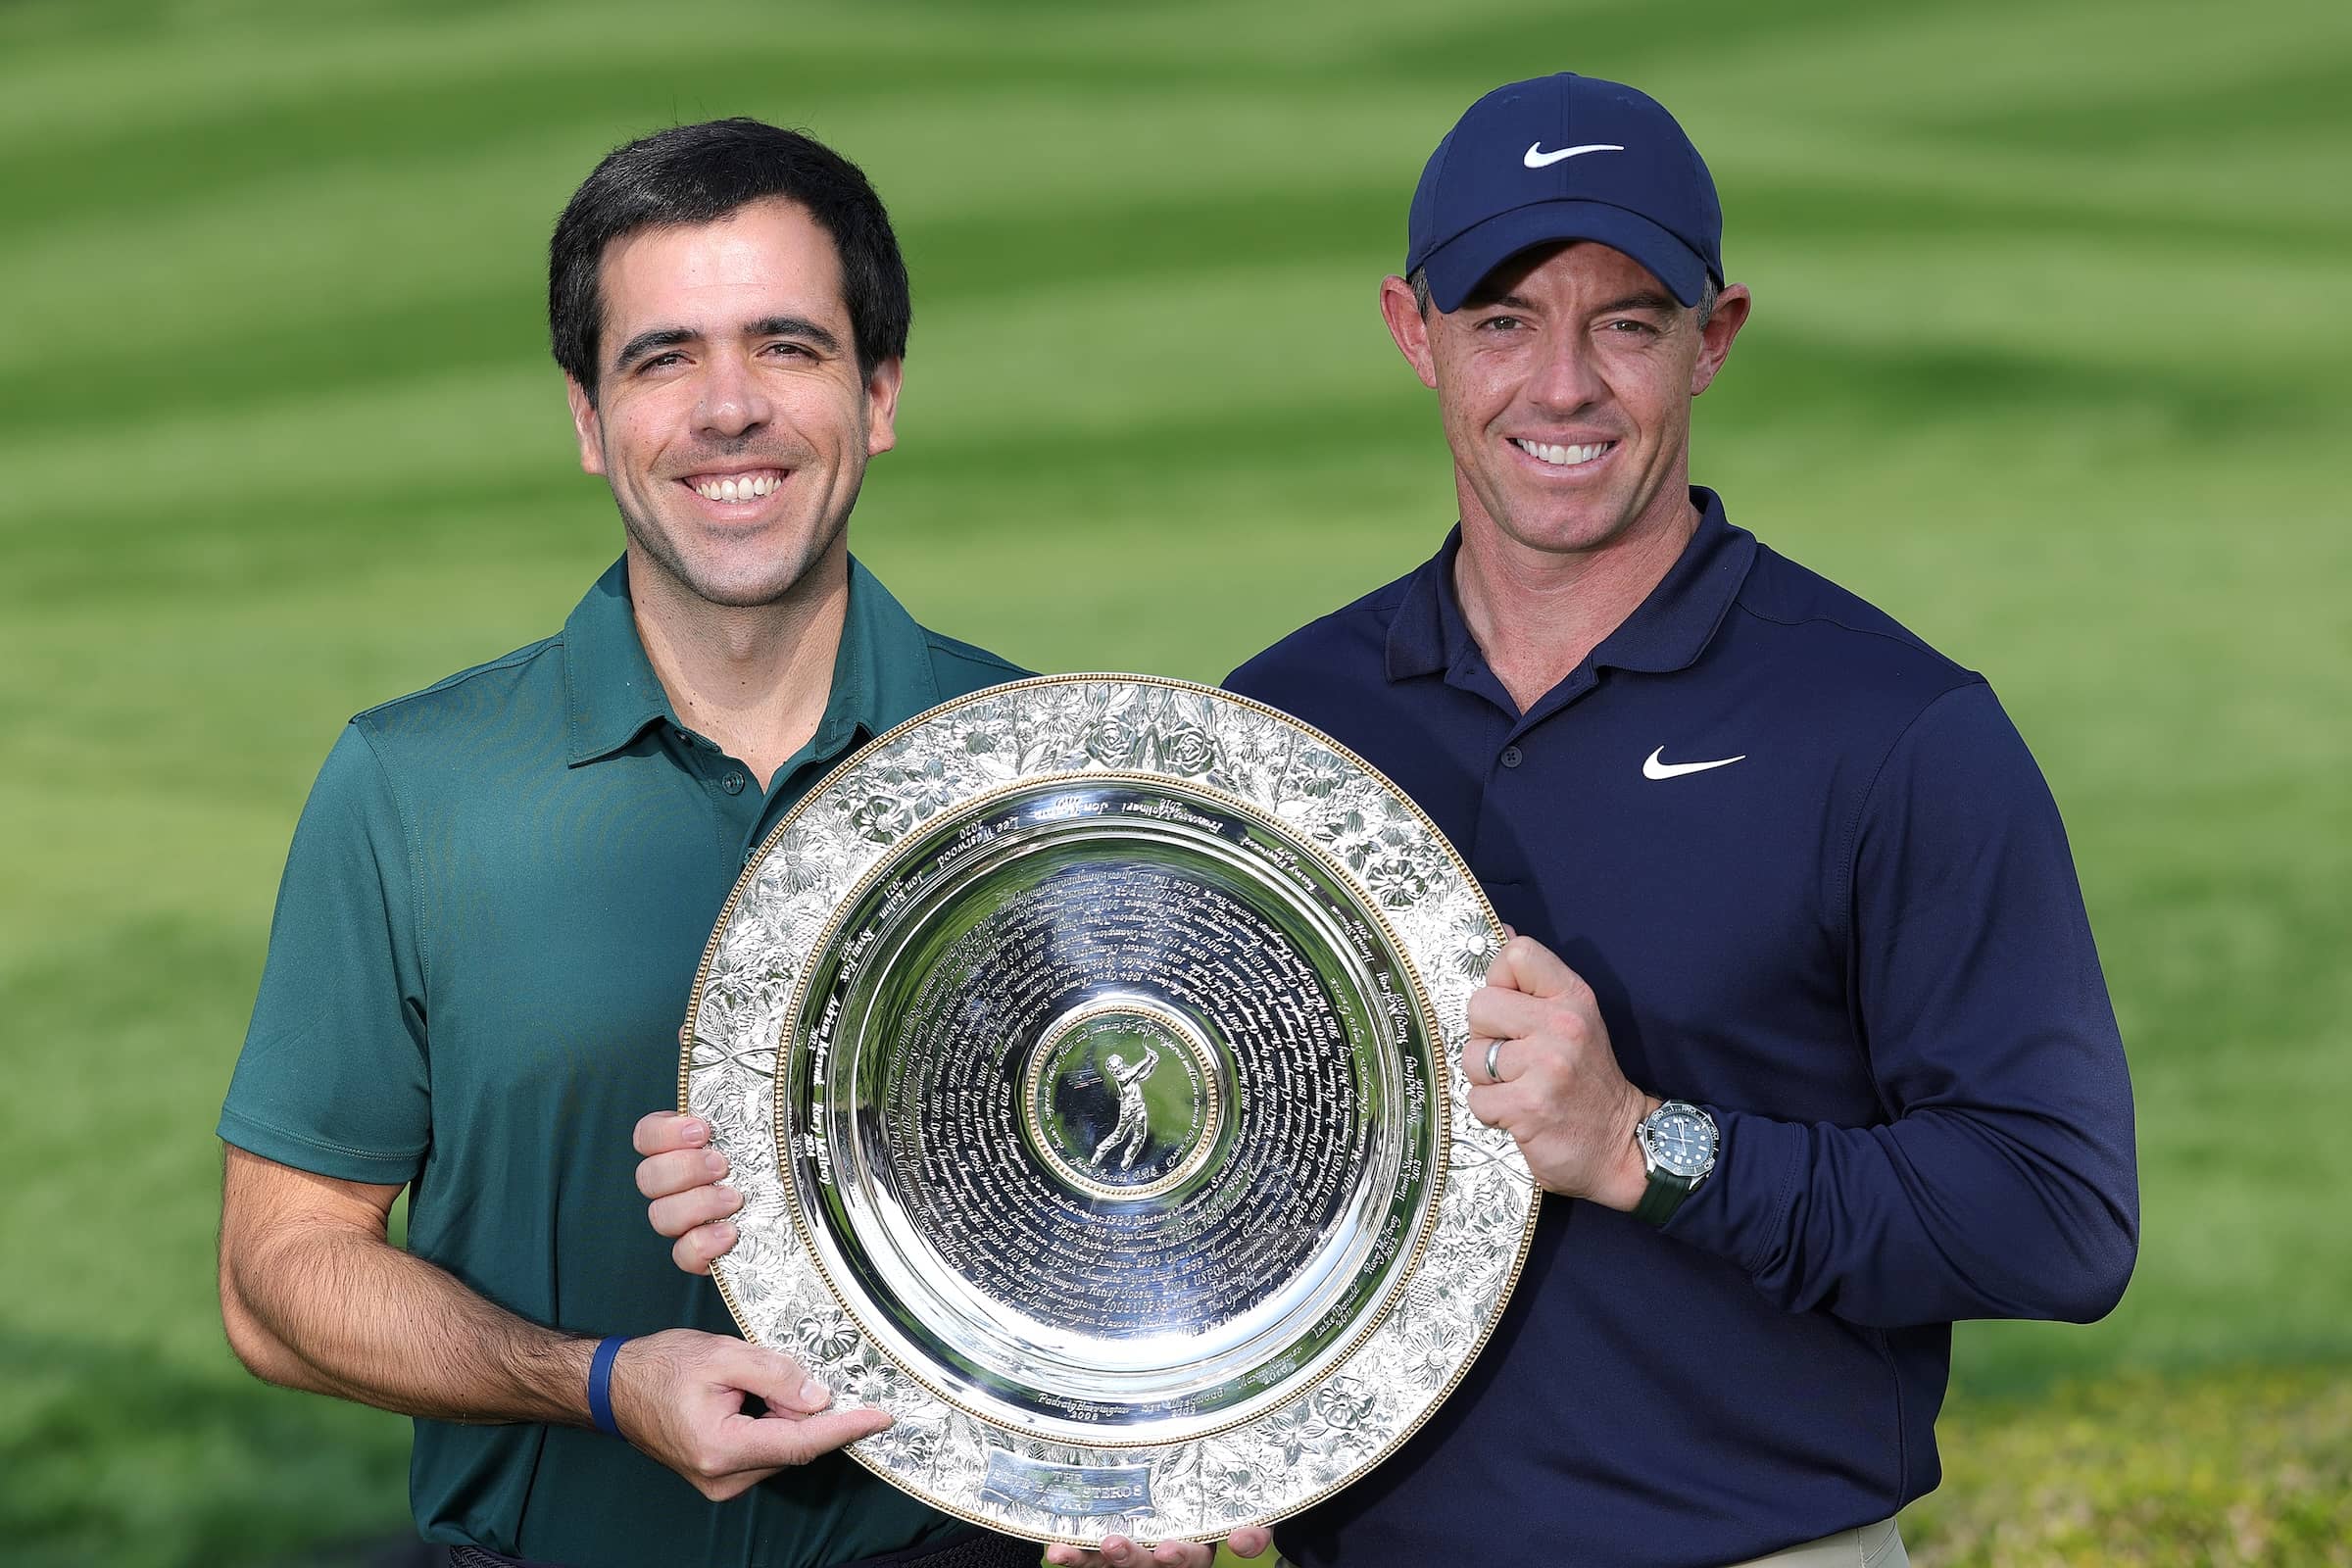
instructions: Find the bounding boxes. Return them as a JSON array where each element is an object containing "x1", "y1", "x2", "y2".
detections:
[
  {"x1": 1735, "y1": 1518, "x2": 1908, "y2": 1566},
  {"x1": 1271, "y1": 1518, "x2": 1906, "y2": 1567}
]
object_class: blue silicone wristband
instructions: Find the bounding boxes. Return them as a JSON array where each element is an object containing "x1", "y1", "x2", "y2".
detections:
[{"x1": 587, "y1": 1335, "x2": 628, "y2": 1437}]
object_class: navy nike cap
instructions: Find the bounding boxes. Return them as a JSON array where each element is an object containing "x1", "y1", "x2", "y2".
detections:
[{"x1": 1406, "y1": 73, "x2": 1723, "y2": 312}]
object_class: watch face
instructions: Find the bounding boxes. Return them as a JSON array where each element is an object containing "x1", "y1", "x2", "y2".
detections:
[{"x1": 1645, "y1": 1105, "x2": 1715, "y2": 1179}]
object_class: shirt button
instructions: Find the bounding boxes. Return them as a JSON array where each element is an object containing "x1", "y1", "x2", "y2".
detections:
[
  {"x1": 721, "y1": 770, "x2": 746, "y2": 795},
  {"x1": 1499, "y1": 745, "x2": 1523, "y2": 769}
]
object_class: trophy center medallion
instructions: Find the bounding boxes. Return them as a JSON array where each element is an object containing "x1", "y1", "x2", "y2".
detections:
[{"x1": 1022, "y1": 1000, "x2": 1221, "y2": 1201}]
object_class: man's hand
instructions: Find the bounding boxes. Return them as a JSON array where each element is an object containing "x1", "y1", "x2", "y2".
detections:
[
  {"x1": 607, "y1": 1329, "x2": 889, "y2": 1500},
  {"x1": 1465, "y1": 934, "x2": 1657, "y2": 1207},
  {"x1": 1043, "y1": 1527, "x2": 1272, "y2": 1566},
  {"x1": 634, "y1": 1111, "x2": 746, "y2": 1273},
  {"x1": 219, "y1": 1148, "x2": 877, "y2": 1502},
  {"x1": 633, "y1": 1119, "x2": 1276, "y2": 1560}
]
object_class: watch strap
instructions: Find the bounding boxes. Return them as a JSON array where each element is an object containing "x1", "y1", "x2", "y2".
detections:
[{"x1": 1633, "y1": 1166, "x2": 1697, "y2": 1227}]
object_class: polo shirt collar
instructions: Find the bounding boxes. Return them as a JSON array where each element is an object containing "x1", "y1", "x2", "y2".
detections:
[
  {"x1": 1385, "y1": 487, "x2": 1756, "y2": 686},
  {"x1": 563, "y1": 554, "x2": 941, "y2": 767},
  {"x1": 563, "y1": 559, "x2": 671, "y2": 764},
  {"x1": 825, "y1": 554, "x2": 945, "y2": 750}
]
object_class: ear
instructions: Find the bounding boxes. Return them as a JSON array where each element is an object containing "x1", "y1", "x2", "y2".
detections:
[
  {"x1": 1690, "y1": 282, "x2": 1752, "y2": 398},
  {"x1": 863, "y1": 356, "x2": 905, "y2": 458},
  {"x1": 564, "y1": 376, "x2": 607, "y2": 477},
  {"x1": 1379, "y1": 275, "x2": 1439, "y2": 390}
]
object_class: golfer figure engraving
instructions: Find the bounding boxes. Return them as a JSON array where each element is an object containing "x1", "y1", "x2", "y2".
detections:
[
  {"x1": 1092, "y1": 1046, "x2": 1162, "y2": 1171},
  {"x1": 1020, "y1": 1001, "x2": 1222, "y2": 1203}
]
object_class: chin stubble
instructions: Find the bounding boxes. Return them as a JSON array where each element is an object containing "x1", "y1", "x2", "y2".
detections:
[{"x1": 611, "y1": 470, "x2": 860, "y2": 611}]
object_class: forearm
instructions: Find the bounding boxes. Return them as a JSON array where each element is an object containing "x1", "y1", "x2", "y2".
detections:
[
  {"x1": 1665, "y1": 1102, "x2": 2138, "y2": 1327},
  {"x1": 224, "y1": 1217, "x2": 594, "y2": 1427}
]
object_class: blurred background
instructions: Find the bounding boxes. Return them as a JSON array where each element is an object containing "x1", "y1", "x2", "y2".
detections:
[{"x1": 2, "y1": 0, "x2": 2346, "y2": 1563}]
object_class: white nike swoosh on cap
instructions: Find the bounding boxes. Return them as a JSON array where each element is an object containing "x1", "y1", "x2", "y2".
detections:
[
  {"x1": 1643, "y1": 746, "x2": 1746, "y2": 780},
  {"x1": 1524, "y1": 142, "x2": 1625, "y2": 169}
]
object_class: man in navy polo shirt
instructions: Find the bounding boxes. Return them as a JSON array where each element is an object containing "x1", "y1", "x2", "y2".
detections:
[{"x1": 1220, "y1": 74, "x2": 2139, "y2": 1566}]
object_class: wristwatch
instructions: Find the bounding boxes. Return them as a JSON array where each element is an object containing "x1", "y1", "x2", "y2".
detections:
[{"x1": 1633, "y1": 1100, "x2": 1719, "y2": 1227}]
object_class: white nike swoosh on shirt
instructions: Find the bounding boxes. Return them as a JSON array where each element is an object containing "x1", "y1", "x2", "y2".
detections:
[
  {"x1": 1643, "y1": 747, "x2": 1746, "y2": 780},
  {"x1": 1524, "y1": 142, "x2": 1625, "y2": 169}
]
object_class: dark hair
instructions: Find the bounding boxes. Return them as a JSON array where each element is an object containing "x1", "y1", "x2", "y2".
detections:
[{"x1": 549, "y1": 118, "x2": 909, "y2": 402}]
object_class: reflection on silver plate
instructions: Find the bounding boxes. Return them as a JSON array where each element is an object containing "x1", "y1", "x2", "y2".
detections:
[{"x1": 680, "y1": 676, "x2": 1538, "y2": 1546}]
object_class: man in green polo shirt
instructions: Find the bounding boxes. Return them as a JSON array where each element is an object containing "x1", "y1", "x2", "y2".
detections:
[{"x1": 216, "y1": 120, "x2": 1208, "y2": 1568}]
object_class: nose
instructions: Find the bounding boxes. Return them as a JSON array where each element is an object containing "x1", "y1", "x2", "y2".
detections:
[
  {"x1": 693, "y1": 347, "x2": 772, "y2": 440},
  {"x1": 1525, "y1": 323, "x2": 1608, "y2": 415}
]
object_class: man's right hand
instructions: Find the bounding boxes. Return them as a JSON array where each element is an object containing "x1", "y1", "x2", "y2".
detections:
[
  {"x1": 634, "y1": 1111, "x2": 746, "y2": 1274},
  {"x1": 608, "y1": 1328, "x2": 890, "y2": 1500},
  {"x1": 632, "y1": 1118, "x2": 1272, "y2": 1562},
  {"x1": 217, "y1": 1146, "x2": 877, "y2": 1502}
]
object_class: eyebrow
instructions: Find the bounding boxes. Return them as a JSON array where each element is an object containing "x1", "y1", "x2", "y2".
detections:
[
  {"x1": 1592, "y1": 290, "x2": 1682, "y2": 316},
  {"x1": 745, "y1": 315, "x2": 843, "y2": 355},
  {"x1": 612, "y1": 315, "x2": 845, "y2": 372},
  {"x1": 613, "y1": 326, "x2": 697, "y2": 372},
  {"x1": 1469, "y1": 289, "x2": 1684, "y2": 316}
]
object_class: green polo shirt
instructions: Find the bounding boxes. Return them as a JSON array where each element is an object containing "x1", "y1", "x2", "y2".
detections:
[{"x1": 220, "y1": 556, "x2": 1026, "y2": 1567}]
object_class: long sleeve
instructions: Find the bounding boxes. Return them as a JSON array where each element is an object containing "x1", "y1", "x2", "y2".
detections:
[{"x1": 1662, "y1": 681, "x2": 2139, "y2": 1327}]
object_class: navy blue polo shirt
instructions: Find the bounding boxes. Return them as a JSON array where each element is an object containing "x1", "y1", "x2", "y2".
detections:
[{"x1": 1228, "y1": 491, "x2": 2137, "y2": 1568}]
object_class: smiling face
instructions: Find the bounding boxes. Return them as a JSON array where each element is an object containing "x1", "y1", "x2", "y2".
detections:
[
  {"x1": 564, "y1": 197, "x2": 902, "y2": 609},
  {"x1": 1382, "y1": 240, "x2": 1747, "y2": 563}
]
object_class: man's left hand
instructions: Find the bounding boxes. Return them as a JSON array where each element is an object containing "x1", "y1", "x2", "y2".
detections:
[
  {"x1": 1465, "y1": 934, "x2": 1657, "y2": 1207},
  {"x1": 1044, "y1": 1529, "x2": 1272, "y2": 1567}
]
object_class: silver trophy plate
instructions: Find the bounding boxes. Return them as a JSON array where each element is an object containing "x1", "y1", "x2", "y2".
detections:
[{"x1": 680, "y1": 676, "x2": 1538, "y2": 1545}]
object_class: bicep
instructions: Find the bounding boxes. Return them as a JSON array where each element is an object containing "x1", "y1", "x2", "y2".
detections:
[
  {"x1": 1851, "y1": 684, "x2": 2127, "y2": 1122},
  {"x1": 220, "y1": 723, "x2": 432, "y2": 1187}
]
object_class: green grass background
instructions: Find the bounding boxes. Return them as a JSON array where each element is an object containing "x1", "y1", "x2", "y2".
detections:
[{"x1": 2, "y1": 0, "x2": 2346, "y2": 1563}]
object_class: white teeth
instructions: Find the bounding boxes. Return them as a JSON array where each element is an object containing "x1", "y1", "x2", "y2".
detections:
[
  {"x1": 1513, "y1": 439, "x2": 1613, "y2": 466},
  {"x1": 692, "y1": 473, "x2": 780, "y2": 501}
]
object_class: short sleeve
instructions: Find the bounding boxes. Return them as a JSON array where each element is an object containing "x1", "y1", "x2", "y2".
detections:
[{"x1": 219, "y1": 721, "x2": 430, "y2": 1184}]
